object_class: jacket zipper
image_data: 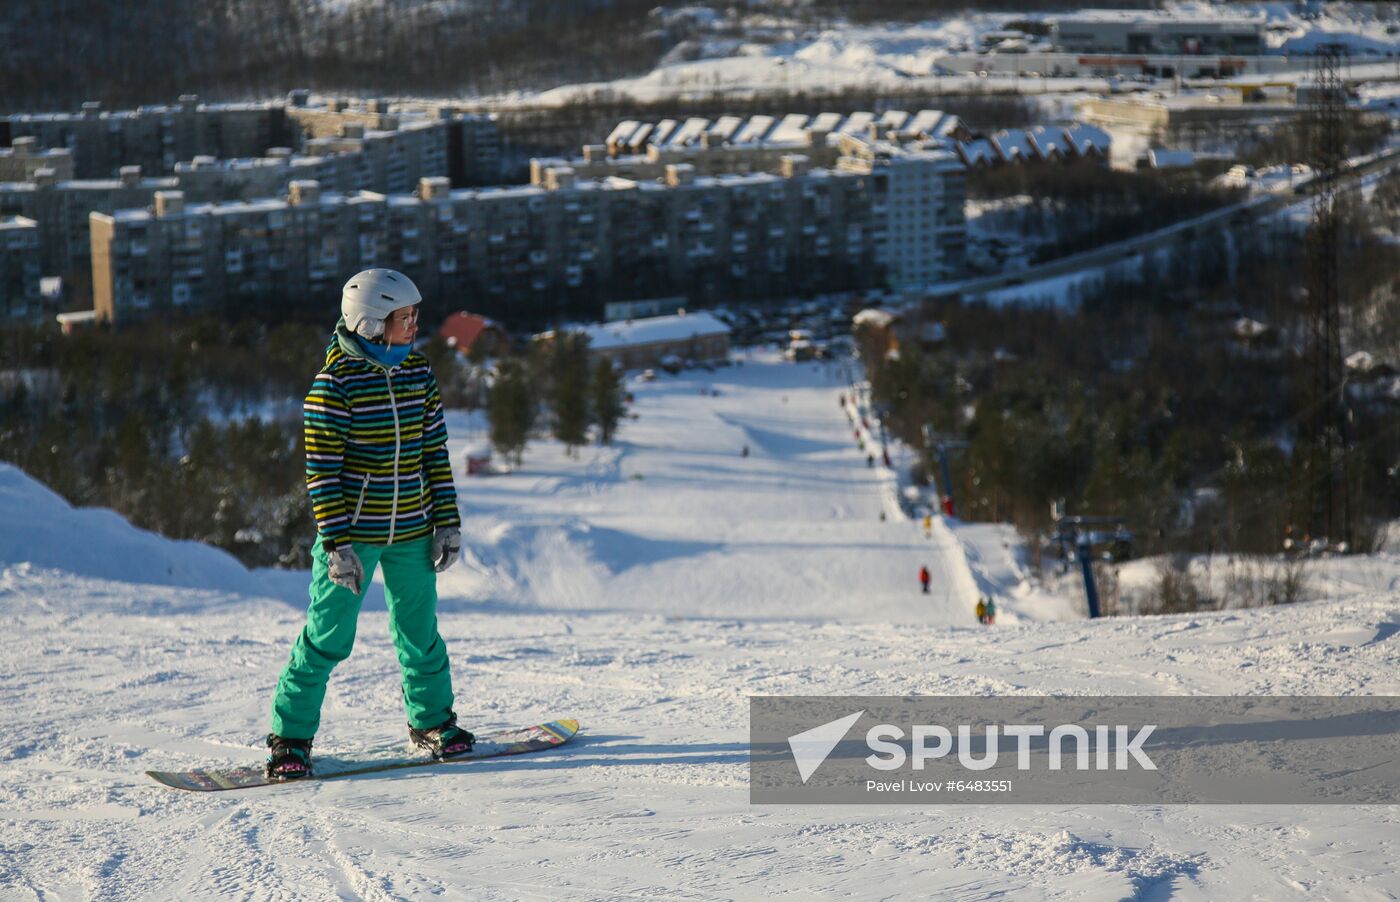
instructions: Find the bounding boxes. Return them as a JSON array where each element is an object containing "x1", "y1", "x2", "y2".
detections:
[
  {"x1": 385, "y1": 368, "x2": 402, "y2": 543},
  {"x1": 351, "y1": 473, "x2": 370, "y2": 526}
]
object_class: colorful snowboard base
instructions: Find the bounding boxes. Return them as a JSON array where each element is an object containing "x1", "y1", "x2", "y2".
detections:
[{"x1": 146, "y1": 719, "x2": 580, "y2": 792}]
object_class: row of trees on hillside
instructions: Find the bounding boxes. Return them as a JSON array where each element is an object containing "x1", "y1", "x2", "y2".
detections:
[
  {"x1": 969, "y1": 161, "x2": 1245, "y2": 262},
  {"x1": 484, "y1": 332, "x2": 627, "y2": 466},
  {"x1": 1, "y1": 0, "x2": 669, "y2": 112},
  {"x1": 859, "y1": 211, "x2": 1400, "y2": 562},
  {"x1": 0, "y1": 317, "x2": 631, "y2": 567},
  {"x1": 0, "y1": 320, "x2": 329, "y2": 567}
]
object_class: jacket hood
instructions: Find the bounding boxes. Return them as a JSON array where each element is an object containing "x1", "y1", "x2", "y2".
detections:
[{"x1": 329, "y1": 315, "x2": 365, "y2": 364}]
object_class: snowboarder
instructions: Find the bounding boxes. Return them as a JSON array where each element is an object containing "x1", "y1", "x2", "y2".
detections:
[
  {"x1": 265, "y1": 269, "x2": 474, "y2": 781},
  {"x1": 975, "y1": 598, "x2": 987, "y2": 624},
  {"x1": 919, "y1": 565, "x2": 931, "y2": 594}
]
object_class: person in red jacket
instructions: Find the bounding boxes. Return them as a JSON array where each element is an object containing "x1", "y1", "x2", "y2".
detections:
[{"x1": 919, "y1": 565, "x2": 931, "y2": 594}]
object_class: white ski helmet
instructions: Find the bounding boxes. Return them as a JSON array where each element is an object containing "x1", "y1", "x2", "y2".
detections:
[{"x1": 341, "y1": 268, "x2": 422, "y2": 339}]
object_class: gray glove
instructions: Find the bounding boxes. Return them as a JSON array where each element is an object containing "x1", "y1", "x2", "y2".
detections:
[
  {"x1": 327, "y1": 545, "x2": 364, "y2": 595},
  {"x1": 431, "y1": 527, "x2": 461, "y2": 573}
]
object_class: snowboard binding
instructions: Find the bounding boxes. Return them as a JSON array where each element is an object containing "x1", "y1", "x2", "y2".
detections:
[
  {"x1": 409, "y1": 712, "x2": 475, "y2": 760},
  {"x1": 265, "y1": 734, "x2": 314, "y2": 780}
]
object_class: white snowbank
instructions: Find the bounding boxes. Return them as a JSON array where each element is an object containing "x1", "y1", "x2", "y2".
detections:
[{"x1": 0, "y1": 463, "x2": 261, "y2": 595}]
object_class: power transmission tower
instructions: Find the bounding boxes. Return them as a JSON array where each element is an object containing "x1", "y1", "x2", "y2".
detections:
[{"x1": 1297, "y1": 43, "x2": 1352, "y2": 553}]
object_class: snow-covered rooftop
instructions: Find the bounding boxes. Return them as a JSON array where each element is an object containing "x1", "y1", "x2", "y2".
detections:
[
  {"x1": 990, "y1": 129, "x2": 1036, "y2": 163},
  {"x1": 606, "y1": 120, "x2": 641, "y2": 147},
  {"x1": 853, "y1": 308, "x2": 895, "y2": 328},
  {"x1": 1061, "y1": 123, "x2": 1113, "y2": 156},
  {"x1": 562, "y1": 310, "x2": 731, "y2": 351},
  {"x1": 958, "y1": 138, "x2": 999, "y2": 168},
  {"x1": 1026, "y1": 125, "x2": 1067, "y2": 159}
]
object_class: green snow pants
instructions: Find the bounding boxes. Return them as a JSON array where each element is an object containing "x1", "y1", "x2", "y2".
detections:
[{"x1": 269, "y1": 536, "x2": 455, "y2": 740}]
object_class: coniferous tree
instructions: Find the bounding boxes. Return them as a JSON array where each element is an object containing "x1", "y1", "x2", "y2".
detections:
[
  {"x1": 487, "y1": 357, "x2": 533, "y2": 466},
  {"x1": 591, "y1": 357, "x2": 625, "y2": 445},
  {"x1": 549, "y1": 332, "x2": 592, "y2": 455}
]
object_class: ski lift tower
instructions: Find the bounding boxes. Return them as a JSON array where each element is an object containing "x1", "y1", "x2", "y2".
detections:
[
  {"x1": 922, "y1": 425, "x2": 969, "y2": 517},
  {"x1": 1051, "y1": 509, "x2": 1134, "y2": 619}
]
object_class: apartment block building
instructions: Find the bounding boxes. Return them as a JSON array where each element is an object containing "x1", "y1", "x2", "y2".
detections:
[
  {"x1": 538, "y1": 109, "x2": 970, "y2": 186},
  {"x1": 0, "y1": 166, "x2": 178, "y2": 276},
  {"x1": 0, "y1": 138, "x2": 74, "y2": 182},
  {"x1": 288, "y1": 95, "x2": 500, "y2": 187},
  {"x1": 0, "y1": 216, "x2": 41, "y2": 321},
  {"x1": 2, "y1": 96, "x2": 292, "y2": 179},
  {"x1": 834, "y1": 136, "x2": 967, "y2": 289},
  {"x1": 92, "y1": 162, "x2": 878, "y2": 326},
  {"x1": 304, "y1": 119, "x2": 449, "y2": 196},
  {"x1": 0, "y1": 95, "x2": 505, "y2": 322},
  {"x1": 532, "y1": 113, "x2": 972, "y2": 292}
]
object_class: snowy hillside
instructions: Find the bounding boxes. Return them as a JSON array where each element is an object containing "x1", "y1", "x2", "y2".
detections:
[
  {"x1": 477, "y1": 1, "x2": 1400, "y2": 106},
  {"x1": 1, "y1": 351, "x2": 1398, "y2": 899},
  {"x1": 0, "y1": 464, "x2": 263, "y2": 597}
]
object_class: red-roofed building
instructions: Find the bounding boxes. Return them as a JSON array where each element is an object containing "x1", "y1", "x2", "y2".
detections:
[{"x1": 438, "y1": 311, "x2": 508, "y2": 356}]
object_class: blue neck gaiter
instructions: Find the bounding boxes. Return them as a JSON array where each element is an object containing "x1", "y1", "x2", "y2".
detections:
[{"x1": 355, "y1": 335, "x2": 412, "y2": 369}]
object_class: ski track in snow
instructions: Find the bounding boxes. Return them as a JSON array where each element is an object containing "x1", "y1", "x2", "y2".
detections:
[{"x1": 1, "y1": 350, "x2": 1398, "y2": 899}]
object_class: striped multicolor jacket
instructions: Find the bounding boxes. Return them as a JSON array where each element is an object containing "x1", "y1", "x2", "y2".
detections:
[{"x1": 304, "y1": 325, "x2": 461, "y2": 550}]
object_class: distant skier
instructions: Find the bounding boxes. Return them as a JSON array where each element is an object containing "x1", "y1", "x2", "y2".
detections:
[
  {"x1": 975, "y1": 598, "x2": 987, "y2": 624},
  {"x1": 922, "y1": 514, "x2": 933, "y2": 538},
  {"x1": 919, "y1": 565, "x2": 931, "y2": 594},
  {"x1": 264, "y1": 269, "x2": 474, "y2": 781},
  {"x1": 867, "y1": 453, "x2": 875, "y2": 468},
  {"x1": 741, "y1": 444, "x2": 750, "y2": 458},
  {"x1": 984, "y1": 597, "x2": 996, "y2": 626}
]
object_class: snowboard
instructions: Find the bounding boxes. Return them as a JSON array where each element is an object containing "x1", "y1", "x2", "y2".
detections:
[{"x1": 146, "y1": 718, "x2": 580, "y2": 792}]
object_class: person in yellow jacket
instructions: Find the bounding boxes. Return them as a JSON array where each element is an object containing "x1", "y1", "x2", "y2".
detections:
[{"x1": 265, "y1": 268, "x2": 472, "y2": 781}]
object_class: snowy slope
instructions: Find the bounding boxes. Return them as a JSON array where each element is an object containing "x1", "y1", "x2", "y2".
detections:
[
  {"x1": 1, "y1": 351, "x2": 1398, "y2": 900},
  {"x1": 438, "y1": 350, "x2": 1012, "y2": 625},
  {"x1": 473, "y1": 2, "x2": 1399, "y2": 107}
]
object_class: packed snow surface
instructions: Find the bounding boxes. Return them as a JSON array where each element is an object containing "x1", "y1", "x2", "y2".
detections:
[{"x1": 1, "y1": 350, "x2": 1397, "y2": 899}]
